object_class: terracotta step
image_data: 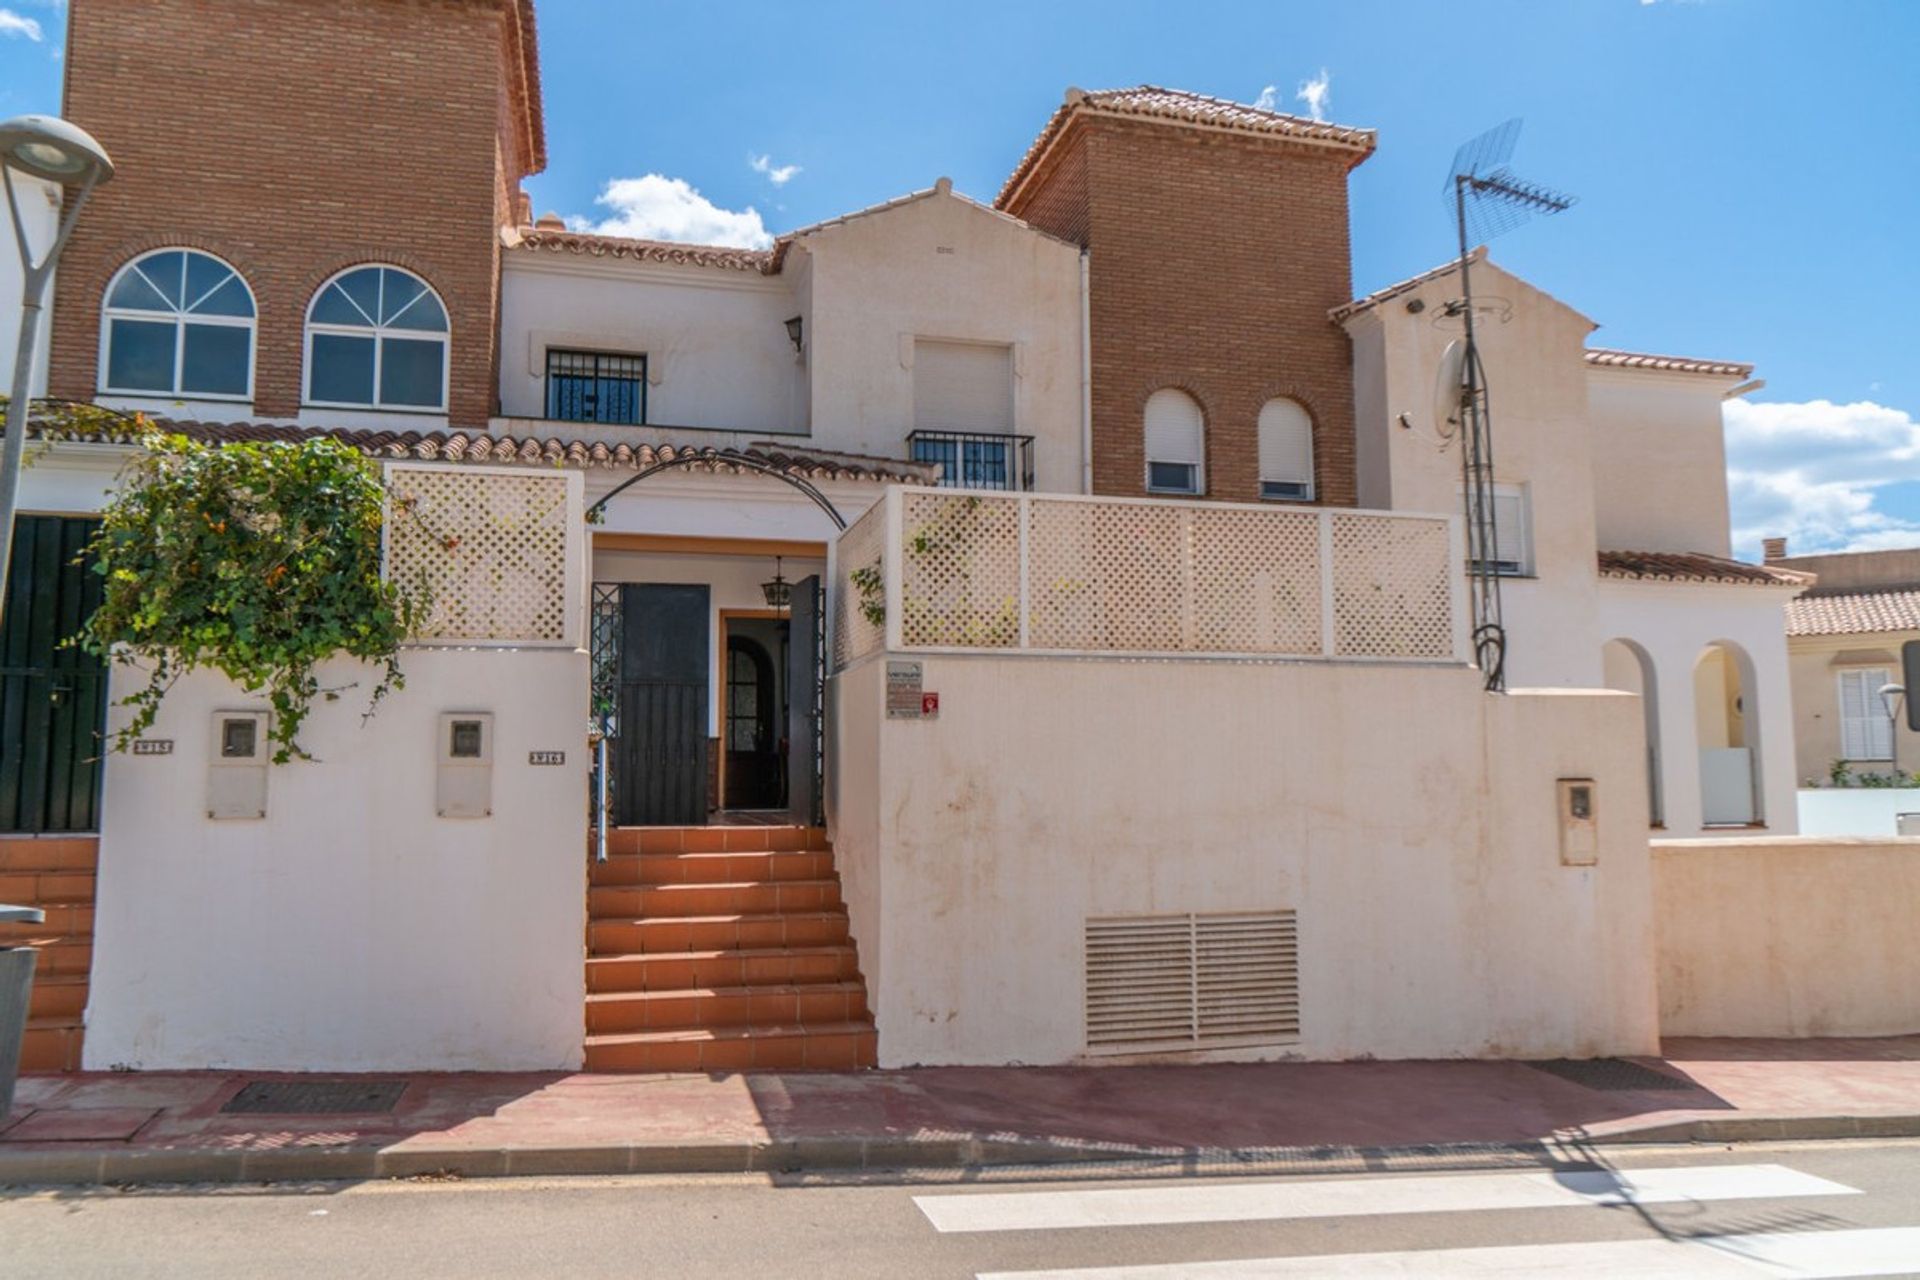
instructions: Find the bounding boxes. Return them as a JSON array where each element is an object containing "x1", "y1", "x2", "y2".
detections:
[
  {"x1": 584, "y1": 1020, "x2": 876, "y2": 1072},
  {"x1": 586, "y1": 980, "x2": 869, "y2": 1034},
  {"x1": 0, "y1": 902, "x2": 93, "y2": 943},
  {"x1": 0, "y1": 870, "x2": 95, "y2": 905},
  {"x1": 602, "y1": 827, "x2": 827, "y2": 856},
  {"x1": 589, "y1": 911, "x2": 849, "y2": 955},
  {"x1": 19, "y1": 1018, "x2": 84, "y2": 1073},
  {"x1": 26, "y1": 974, "x2": 88, "y2": 1020},
  {"x1": 590, "y1": 849, "x2": 834, "y2": 887},
  {"x1": 589, "y1": 879, "x2": 842, "y2": 920},
  {"x1": 0, "y1": 837, "x2": 98, "y2": 873},
  {"x1": 586, "y1": 945, "x2": 862, "y2": 993}
]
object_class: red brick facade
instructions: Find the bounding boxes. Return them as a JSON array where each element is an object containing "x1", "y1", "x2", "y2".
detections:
[
  {"x1": 1004, "y1": 115, "x2": 1363, "y2": 506},
  {"x1": 49, "y1": 0, "x2": 542, "y2": 428}
]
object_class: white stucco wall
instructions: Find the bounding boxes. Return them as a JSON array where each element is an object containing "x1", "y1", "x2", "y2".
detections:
[
  {"x1": 0, "y1": 174, "x2": 60, "y2": 400},
  {"x1": 85, "y1": 647, "x2": 590, "y2": 1072},
  {"x1": 1342, "y1": 259, "x2": 1603, "y2": 689},
  {"x1": 1655, "y1": 836, "x2": 1920, "y2": 1037},
  {"x1": 1799, "y1": 788, "x2": 1920, "y2": 837},
  {"x1": 1597, "y1": 579, "x2": 1801, "y2": 837},
  {"x1": 1587, "y1": 368, "x2": 1739, "y2": 558},
  {"x1": 831, "y1": 655, "x2": 1657, "y2": 1066}
]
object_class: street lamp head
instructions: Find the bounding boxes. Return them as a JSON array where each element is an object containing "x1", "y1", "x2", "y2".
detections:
[
  {"x1": 1880, "y1": 682, "x2": 1907, "y2": 718},
  {"x1": 0, "y1": 115, "x2": 113, "y2": 187}
]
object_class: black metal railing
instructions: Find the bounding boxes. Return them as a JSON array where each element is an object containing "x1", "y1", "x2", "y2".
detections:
[
  {"x1": 547, "y1": 349, "x2": 647, "y2": 425},
  {"x1": 906, "y1": 429, "x2": 1034, "y2": 491}
]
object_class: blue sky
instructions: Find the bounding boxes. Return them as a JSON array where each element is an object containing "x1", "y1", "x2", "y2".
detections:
[{"x1": 4, "y1": 0, "x2": 1915, "y2": 557}]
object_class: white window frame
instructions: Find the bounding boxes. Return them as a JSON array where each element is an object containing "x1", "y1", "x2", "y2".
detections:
[
  {"x1": 1838, "y1": 667, "x2": 1894, "y2": 761},
  {"x1": 98, "y1": 248, "x2": 257, "y2": 402},
  {"x1": 1463, "y1": 482, "x2": 1533, "y2": 577},
  {"x1": 1144, "y1": 389, "x2": 1206, "y2": 496},
  {"x1": 303, "y1": 265, "x2": 451, "y2": 413},
  {"x1": 1257, "y1": 397, "x2": 1316, "y2": 502}
]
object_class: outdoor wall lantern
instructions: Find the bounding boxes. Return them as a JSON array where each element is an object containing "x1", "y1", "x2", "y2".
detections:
[
  {"x1": 761, "y1": 556, "x2": 792, "y2": 611},
  {"x1": 784, "y1": 315, "x2": 804, "y2": 354},
  {"x1": 1881, "y1": 682, "x2": 1907, "y2": 773},
  {"x1": 0, "y1": 114, "x2": 114, "y2": 626}
]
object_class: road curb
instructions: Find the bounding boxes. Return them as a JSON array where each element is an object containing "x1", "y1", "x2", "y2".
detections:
[{"x1": 2, "y1": 1114, "x2": 1916, "y2": 1188}]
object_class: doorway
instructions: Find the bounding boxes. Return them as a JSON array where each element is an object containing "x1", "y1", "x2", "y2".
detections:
[
  {"x1": 722, "y1": 614, "x2": 788, "y2": 811},
  {"x1": 2, "y1": 516, "x2": 107, "y2": 833}
]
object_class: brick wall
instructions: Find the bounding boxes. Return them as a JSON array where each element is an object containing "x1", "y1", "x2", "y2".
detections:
[
  {"x1": 1009, "y1": 118, "x2": 1360, "y2": 506},
  {"x1": 50, "y1": 0, "x2": 530, "y2": 428}
]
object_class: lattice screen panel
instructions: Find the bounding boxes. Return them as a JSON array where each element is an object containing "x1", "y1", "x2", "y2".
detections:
[
  {"x1": 831, "y1": 503, "x2": 888, "y2": 669},
  {"x1": 1188, "y1": 507, "x2": 1323, "y2": 655},
  {"x1": 898, "y1": 491, "x2": 1022, "y2": 648},
  {"x1": 1330, "y1": 514, "x2": 1454, "y2": 659},
  {"x1": 1027, "y1": 500, "x2": 1186, "y2": 651},
  {"x1": 385, "y1": 468, "x2": 572, "y2": 644}
]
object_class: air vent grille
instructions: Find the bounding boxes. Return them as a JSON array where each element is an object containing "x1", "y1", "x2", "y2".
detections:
[{"x1": 1085, "y1": 911, "x2": 1299, "y2": 1052}]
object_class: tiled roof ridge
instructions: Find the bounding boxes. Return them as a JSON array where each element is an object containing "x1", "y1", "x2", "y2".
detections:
[
  {"x1": 1787, "y1": 586, "x2": 1920, "y2": 637},
  {"x1": 509, "y1": 226, "x2": 775, "y2": 273},
  {"x1": 1584, "y1": 348, "x2": 1755, "y2": 379},
  {"x1": 997, "y1": 83, "x2": 1378, "y2": 210},
  {"x1": 1598, "y1": 548, "x2": 1814, "y2": 589},
  {"x1": 1328, "y1": 249, "x2": 1482, "y2": 323},
  {"x1": 31, "y1": 415, "x2": 931, "y2": 485}
]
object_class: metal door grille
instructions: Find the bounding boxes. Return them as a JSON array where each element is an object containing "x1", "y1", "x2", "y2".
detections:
[{"x1": 1, "y1": 516, "x2": 107, "y2": 833}]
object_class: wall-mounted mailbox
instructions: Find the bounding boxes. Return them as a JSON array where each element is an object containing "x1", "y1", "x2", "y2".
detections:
[
  {"x1": 208, "y1": 710, "x2": 269, "y2": 819},
  {"x1": 437, "y1": 712, "x2": 494, "y2": 818},
  {"x1": 1558, "y1": 777, "x2": 1598, "y2": 867}
]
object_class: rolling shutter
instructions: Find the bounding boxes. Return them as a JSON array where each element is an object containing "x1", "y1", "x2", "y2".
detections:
[
  {"x1": 913, "y1": 340, "x2": 1013, "y2": 434},
  {"x1": 1257, "y1": 399, "x2": 1315, "y2": 500}
]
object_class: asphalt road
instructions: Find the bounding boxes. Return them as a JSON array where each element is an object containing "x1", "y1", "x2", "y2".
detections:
[{"x1": 4, "y1": 1140, "x2": 1920, "y2": 1278}]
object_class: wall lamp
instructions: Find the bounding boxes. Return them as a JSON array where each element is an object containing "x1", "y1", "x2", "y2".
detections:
[{"x1": 784, "y1": 315, "x2": 804, "y2": 354}]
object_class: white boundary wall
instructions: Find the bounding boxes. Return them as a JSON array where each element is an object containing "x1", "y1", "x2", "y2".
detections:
[
  {"x1": 831, "y1": 655, "x2": 1658, "y2": 1066},
  {"x1": 1798, "y1": 788, "x2": 1920, "y2": 838},
  {"x1": 84, "y1": 648, "x2": 589, "y2": 1071}
]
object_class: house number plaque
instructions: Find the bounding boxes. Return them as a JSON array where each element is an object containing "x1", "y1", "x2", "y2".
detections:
[
  {"x1": 528, "y1": 751, "x2": 566, "y2": 766},
  {"x1": 132, "y1": 739, "x2": 174, "y2": 755}
]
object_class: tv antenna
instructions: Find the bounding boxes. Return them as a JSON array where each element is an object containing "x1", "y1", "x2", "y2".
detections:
[{"x1": 1442, "y1": 118, "x2": 1575, "y2": 692}]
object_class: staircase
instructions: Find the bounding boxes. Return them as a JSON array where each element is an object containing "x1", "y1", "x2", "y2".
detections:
[
  {"x1": 0, "y1": 837, "x2": 97, "y2": 1073},
  {"x1": 584, "y1": 826, "x2": 876, "y2": 1072}
]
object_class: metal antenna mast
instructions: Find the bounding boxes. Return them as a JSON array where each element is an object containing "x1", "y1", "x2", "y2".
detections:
[{"x1": 1443, "y1": 119, "x2": 1575, "y2": 691}]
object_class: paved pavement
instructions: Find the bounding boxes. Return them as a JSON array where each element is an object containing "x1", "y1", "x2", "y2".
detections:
[
  {"x1": 4, "y1": 1139, "x2": 1919, "y2": 1277},
  {"x1": 4, "y1": 1037, "x2": 1920, "y2": 1186}
]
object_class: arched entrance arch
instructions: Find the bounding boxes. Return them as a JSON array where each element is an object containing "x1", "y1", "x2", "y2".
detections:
[
  {"x1": 1602, "y1": 638, "x2": 1663, "y2": 826},
  {"x1": 1694, "y1": 639, "x2": 1763, "y2": 826},
  {"x1": 586, "y1": 449, "x2": 849, "y2": 530}
]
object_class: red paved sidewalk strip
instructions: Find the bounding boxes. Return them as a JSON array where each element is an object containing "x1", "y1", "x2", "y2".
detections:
[{"x1": 2, "y1": 1036, "x2": 1917, "y2": 1186}]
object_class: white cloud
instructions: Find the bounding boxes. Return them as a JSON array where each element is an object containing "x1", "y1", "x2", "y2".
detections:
[
  {"x1": 1253, "y1": 84, "x2": 1279, "y2": 111},
  {"x1": 1724, "y1": 397, "x2": 1920, "y2": 555},
  {"x1": 1296, "y1": 69, "x2": 1331, "y2": 121},
  {"x1": 568, "y1": 174, "x2": 773, "y2": 249},
  {"x1": 0, "y1": 9, "x2": 44, "y2": 40},
  {"x1": 748, "y1": 153, "x2": 801, "y2": 186}
]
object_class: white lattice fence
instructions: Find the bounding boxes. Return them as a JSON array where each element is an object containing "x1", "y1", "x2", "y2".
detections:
[
  {"x1": 384, "y1": 464, "x2": 583, "y2": 646},
  {"x1": 832, "y1": 501, "x2": 888, "y2": 669},
  {"x1": 1330, "y1": 513, "x2": 1455, "y2": 659},
  {"x1": 899, "y1": 492, "x2": 1022, "y2": 648}
]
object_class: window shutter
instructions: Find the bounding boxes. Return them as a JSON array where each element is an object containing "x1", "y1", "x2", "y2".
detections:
[
  {"x1": 1491, "y1": 489, "x2": 1528, "y2": 572},
  {"x1": 1144, "y1": 390, "x2": 1204, "y2": 465},
  {"x1": 1257, "y1": 399, "x2": 1314, "y2": 497},
  {"x1": 913, "y1": 340, "x2": 1013, "y2": 434},
  {"x1": 1839, "y1": 668, "x2": 1893, "y2": 759}
]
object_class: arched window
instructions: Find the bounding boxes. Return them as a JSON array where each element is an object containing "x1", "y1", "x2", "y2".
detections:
[
  {"x1": 1257, "y1": 398, "x2": 1315, "y2": 501},
  {"x1": 101, "y1": 249, "x2": 255, "y2": 398},
  {"x1": 1144, "y1": 388, "x2": 1204, "y2": 495},
  {"x1": 305, "y1": 265, "x2": 448, "y2": 410}
]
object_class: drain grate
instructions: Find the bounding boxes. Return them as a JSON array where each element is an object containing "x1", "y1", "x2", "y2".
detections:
[
  {"x1": 1527, "y1": 1058, "x2": 1695, "y2": 1092},
  {"x1": 221, "y1": 1080, "x2": 408, "y2": 1115}
]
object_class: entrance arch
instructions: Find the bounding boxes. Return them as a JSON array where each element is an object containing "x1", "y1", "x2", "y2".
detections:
[
  {"x1": 1602, "y1": 638, "x2": 1663, "y2": 826},
  {"x1": 1694, "y1": 640, "x2": 1763, "y2": 826}
]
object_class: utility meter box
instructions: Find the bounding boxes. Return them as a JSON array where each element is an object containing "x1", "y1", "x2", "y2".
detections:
[
  {"x1": 1557, "y1": 777, "x2": 1598, "y2": 867},
  {"x1": 437, "y1": 712, "x2": 494, "y2": 819},
  {"x1": 208, "y1": 710, "x2": 269, "y2": 819}
]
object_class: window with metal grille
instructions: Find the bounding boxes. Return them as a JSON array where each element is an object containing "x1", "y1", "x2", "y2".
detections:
[
  {"x1": 546, "y1": 349, "x2": 647, "y2": 425},
  {"x1": 1085, "y1": 911, "x2": 1299, "y2": 1052}
]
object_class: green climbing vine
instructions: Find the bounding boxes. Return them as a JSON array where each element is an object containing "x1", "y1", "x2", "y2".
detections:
[{"x1": 75, "y1": 422, "x2": 429, "y2": 763}]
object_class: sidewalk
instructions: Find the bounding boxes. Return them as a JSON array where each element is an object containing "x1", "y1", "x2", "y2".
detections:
[{"x1": 4, "y1": 1037, "x2": 1918, "y2": 1187}]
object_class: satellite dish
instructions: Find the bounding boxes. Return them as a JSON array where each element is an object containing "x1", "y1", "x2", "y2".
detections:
[{"x1": 1433, "y1": 338, "x2": 1468, "y2": 431}]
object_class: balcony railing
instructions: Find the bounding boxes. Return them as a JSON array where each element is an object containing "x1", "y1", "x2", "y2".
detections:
[
  {"x1": 832, "y1": 488, "x2": 1468, "y2": 669},
  {"x1": 906, "y1": 429, "x2": 1034, "y2": 492}
]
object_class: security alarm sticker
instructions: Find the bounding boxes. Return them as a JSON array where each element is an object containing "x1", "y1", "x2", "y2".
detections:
[{"x1": 887, "y1": 660, "x2": 925, "y2": 719}]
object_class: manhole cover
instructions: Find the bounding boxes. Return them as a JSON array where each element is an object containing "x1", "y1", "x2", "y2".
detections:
[
  {"x1": 1526, "y1": 1059, "x2": 1694, "y2": 1092},
  {"x1": 221, "y1": 1080, "x2": 408, "y2": 1115}
]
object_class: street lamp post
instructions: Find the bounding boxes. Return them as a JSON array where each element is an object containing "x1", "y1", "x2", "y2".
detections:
[
  {"x1": 0, "y1": 114, "x2": 113, "y2": 626},
  {"x1": 1880, "y1": 683, "x2": 1907, "y2": 779}
]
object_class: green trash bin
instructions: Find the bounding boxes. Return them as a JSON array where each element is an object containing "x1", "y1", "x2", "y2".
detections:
[{"x1": 0, "y1": 904, "x2": 45, "y2": 1121}]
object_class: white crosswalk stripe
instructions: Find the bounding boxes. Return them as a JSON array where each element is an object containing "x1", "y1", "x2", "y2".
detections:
[
  {"x1": 971, "y1": 1226, "x2": 1920, "y2": 1279},
  {"x1": 913, "y1": 1163, "x2": 1860, "y2": 1234}
]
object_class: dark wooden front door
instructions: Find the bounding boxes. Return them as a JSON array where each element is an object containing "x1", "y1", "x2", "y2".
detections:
[
  {"x1": 1, "y1": 517, "x2": 107, "y2": 833},
  {"x1": 786, "y1": 576, "x2": 823, "y2": 827},
  {"x1": 613, "y1": 583, "x2": 709, "y2": 826}
]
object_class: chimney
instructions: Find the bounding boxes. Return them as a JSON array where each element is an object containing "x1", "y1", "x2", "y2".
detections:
[
  {"x1": 1762, "y1": 536, "x2": 1788, "y2": 563},
  {"x1": 512, "y1": 189, "x2": 533, "y2": 227}
]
